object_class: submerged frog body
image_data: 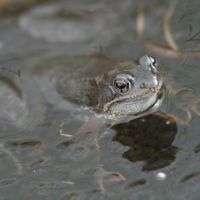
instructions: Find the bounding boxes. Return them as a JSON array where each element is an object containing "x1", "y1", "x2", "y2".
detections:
[{"x1": 57, "y1": 55, "x2": 163, "y2": 118}]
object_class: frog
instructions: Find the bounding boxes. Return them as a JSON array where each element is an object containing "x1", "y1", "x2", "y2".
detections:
[
  {"x1": 53, "y1": 53, "x2": 200, "y2": 130},
  {"x1": 30, "y1": 52, "x2": 200, "y2": 127},
  {"x1": 56, "y1": 55, "x2": 164, "y2": 120}
]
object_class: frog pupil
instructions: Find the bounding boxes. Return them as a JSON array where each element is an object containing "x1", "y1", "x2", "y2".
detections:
[{"x1": 116, "y1": 81, "x2": 126, "y2": 89}]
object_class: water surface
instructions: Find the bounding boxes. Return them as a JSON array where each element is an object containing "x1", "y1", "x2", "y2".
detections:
[{"x1": 0, "y1": 0, "x2": 200, "y2": 199}]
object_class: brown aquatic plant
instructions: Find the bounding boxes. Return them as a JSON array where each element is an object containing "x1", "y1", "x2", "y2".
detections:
[
  {"x1": 163, "y1": 1, "x2": 178, "y2": 51},
  {"x1": 145, "y1": 41, "x2": 200, "y2": 59},
  {"x1": 135, "y1": 1, "x2": 200, "y2": 59}
]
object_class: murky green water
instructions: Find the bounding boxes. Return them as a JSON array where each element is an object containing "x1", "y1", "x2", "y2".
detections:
[{"x1": 0, "y1": 0, "x2": 200, "y2": 199}]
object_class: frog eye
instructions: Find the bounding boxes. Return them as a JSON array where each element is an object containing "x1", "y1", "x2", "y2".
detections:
[
  {"x1": 113, "y1": 77, "x2": 131, "y2": 93},
  {"x1": 139, "y1": 55, "x2": 157, "y2": 66},
  {"x1": 149, "y1": 56, "x2": 157, "y2": 67}
]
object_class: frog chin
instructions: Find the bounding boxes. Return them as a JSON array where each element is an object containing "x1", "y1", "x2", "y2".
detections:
[{"x1": 103, "y1": 91, "x2": 162, "y2": 116}]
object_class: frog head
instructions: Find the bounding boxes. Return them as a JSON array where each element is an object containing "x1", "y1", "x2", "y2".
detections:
[{"x1": 98, "y1": 55, "x2": 164, "y2": 116}]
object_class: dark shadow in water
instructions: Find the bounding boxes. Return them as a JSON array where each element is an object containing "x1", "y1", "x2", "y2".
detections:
[{"x1": 112, "y1": 112, "x2": 178, "y2": 171}]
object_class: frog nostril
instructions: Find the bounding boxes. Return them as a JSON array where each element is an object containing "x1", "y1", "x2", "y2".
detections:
[{"x1": 140, "y1": 83, "x2": 147, "y2": 89}]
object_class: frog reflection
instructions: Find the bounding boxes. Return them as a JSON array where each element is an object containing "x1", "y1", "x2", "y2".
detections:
[{"x1": 112, "y1": 112, "x2": 178, "y2": 171}]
